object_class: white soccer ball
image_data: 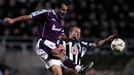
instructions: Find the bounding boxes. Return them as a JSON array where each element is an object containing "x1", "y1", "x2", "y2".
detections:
[{"x1": 111, "y1": 38, "x2": 125, "y2": 52}]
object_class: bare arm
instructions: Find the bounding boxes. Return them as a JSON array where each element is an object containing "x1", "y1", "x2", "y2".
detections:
[
  {"x1": 4, "y1": 15, "x2": 32, "y2": 25},
  {"x1": 91, "y1": 34, "x2": 118, "y2": 48},
  {"x1": 59, "y1": 34, "x2": 68, "y2": 40}
]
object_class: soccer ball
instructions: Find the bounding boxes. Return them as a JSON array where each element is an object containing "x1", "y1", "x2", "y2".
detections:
[{"x1": 111, "y1": 38, "x2": 125, "y2": 52}]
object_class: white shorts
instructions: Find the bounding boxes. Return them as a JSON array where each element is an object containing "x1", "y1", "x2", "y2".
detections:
[{"x1": 35, "y1": 39, "x2": 63, "y2": 69}]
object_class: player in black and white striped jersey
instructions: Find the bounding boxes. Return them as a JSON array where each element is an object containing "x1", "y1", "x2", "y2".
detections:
[
  {"x1": 62, "y1": 39, "x2": 92, "y2": 66},
  {"x1": 60, "y1": 26, "x2": 118, "y2": 74}
]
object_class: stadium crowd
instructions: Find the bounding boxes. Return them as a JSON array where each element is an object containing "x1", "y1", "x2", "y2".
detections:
[{"x1": 0, "y1": 0, "x2": 133, "y2": 38}]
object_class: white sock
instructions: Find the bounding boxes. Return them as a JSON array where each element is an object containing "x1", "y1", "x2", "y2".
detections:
[{"x1": 75, "y1": 65, "x2": 82, "y2": 72}]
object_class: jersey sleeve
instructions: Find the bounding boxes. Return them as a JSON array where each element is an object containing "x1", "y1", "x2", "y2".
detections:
[
  {"x1": 81, "y1": 41, "x2": 94, "y2": 48},
  {"x1": 61, "y1": 30, "x2": 65, "y2": 34},
  {"x1": 30, "y1": 9, "x2": 50, "y2": 22}
]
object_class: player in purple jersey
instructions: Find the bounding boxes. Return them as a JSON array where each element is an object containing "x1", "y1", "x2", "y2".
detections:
[{"x1": 3, "y1": 1, "x2": 82, "y2": 75}]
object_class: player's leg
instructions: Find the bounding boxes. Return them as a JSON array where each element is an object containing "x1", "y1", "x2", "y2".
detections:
[
  {"x1": 48, "y1": 59, "x2": 63, "y2": 75},
  {"x1": 36, "y1": 51, "x2": 63, "y2": 75},
  {"x1": 80, "y1": 62, "x2": 94, "y2": 75},
  {"x1": 35, "y1": 39, "x2": 63, "y2": 75},
  {"x1": 47, "y1": 59, "x2": 80, "y2": 75},
  {"x1": 37, "y1": 39, "x2": 82, "y2": 72},
  {"x1": 51, "y1": 65, "x2": 62, "y2": 75},
  {"x1": 50, "y1": 44, "x2": 82, "y2": 72},
  {"x1": 50, "y1": 44, "x2": 94, "y2": 74}
]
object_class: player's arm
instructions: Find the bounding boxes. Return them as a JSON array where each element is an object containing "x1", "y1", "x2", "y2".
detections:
[
  {"x1": 4, "y1": 15, "x2": 32, "y2": 25},
  {"x1": 91, "y1": 34, "x2": 118, "y2": 48},
  {"x1": 59, "y1": 34, "x2": 68, "y2": 40},
  {"x1": 59, "y1": 29, "x2": 68, "y2": 40}
]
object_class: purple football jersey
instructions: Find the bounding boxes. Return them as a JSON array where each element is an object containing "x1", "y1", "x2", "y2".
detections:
[{"x1": 30, "y1": 9, "x2": 65, "y2": 43}]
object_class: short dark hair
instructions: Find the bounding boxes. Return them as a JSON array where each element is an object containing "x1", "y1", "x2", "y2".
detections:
[
  {"x1": 57, "y1": 0, "x2": 69, "y2": 8},
  {"x1": 69, "y1": 25, "x2": 81, "y2": 33}
]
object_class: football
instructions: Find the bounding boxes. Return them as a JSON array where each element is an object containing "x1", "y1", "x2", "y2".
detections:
[{"x1": 111, "y1": 38, "x2": 125, "y2": 52}]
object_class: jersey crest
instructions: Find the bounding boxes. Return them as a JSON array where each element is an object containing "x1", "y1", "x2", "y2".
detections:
[
  {"x1": 52, "y1": 24, "x2": 62, "y2": 31},
  {"x1": 71, "y1": 46, "x2": 78, "y2": 55}
]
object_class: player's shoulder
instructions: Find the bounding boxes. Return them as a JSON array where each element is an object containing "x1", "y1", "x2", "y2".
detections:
[
  {"x1": 43, "y1": 9, "x2": 57, "y2": 16},
  {"x1": 39, "y1": 9, "x2": 53, "y2": 13},
  {"x1": 80, "y1": 41, "x2": 89, "y2": 45},
  {"x1": 30, "y1": 9, "x2": 53, "y2": 16},
  {"x1": 80, "y1": 40, "x2": 94, "y2": 46}
]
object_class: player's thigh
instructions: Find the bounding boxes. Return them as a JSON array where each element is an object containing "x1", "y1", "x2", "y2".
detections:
[
  {"x1": 50, "y1": 65, "x2": 63, "y2": 75},
  {"x1": 51, "y1": 48, "x2": 65, "y2": 59},
  {"x1": 63, "y1": 68, "x2": 79, "y2": 75},
  {"x1": 48, "y1": 59, "x2": 63, "y2": 75},
  {"x1": 36, "y1": 39, "x2": 58, "y2": 59},
  {"x1": 36, "y1": 39, "x2": 65, "y2": 60},
  {"x1": 39, "y1": 39, "x2": 65, "y2": 58}
]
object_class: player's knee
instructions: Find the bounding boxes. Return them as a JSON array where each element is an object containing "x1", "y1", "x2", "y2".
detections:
[{"x1": 50, "y1": 65, "x2": 63, "y2": 75}]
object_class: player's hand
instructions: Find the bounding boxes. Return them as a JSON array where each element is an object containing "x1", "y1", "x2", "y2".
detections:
[
  {"x1": 57, "y1": 44, "x2": 64, "y2": 52},
  {"x1": 108, "y1": 33, "x2": 119, "y2": 41},
  {"x1": 51, "y1": 44, "x2": 65, "y2": 58},
  {"x1": 4, "y1": 18, "x2": 15, "y2": 25},
  {"x1": 59, "y1": 34, "x2": 68, "y2": 40}
]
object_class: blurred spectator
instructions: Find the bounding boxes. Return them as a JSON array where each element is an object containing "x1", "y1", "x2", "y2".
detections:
[
  {"x1": 2, "y1": 67, "x2": 11, "y2": 75},
  {"x1": 0, "y1": 58, "x2": 12, "y2": 75},
  {"x1": 13, "y1": 69, "x2": 21, "y2": 75},
  {"x1": 87, "y1": 68, "x2": 97, "y2": 75},
  {"x1": 115, "y1": 71, "x2": 123, "y2": 75},
  {"x1": 103, "y1": 69, "x2": 110, "y2": 75},
  {"x1": 0, "y1": 0, "x2": 133, "y2": 38},
  {"x1": 0, "y1": 71, "x2": 2, "y2": 75}
]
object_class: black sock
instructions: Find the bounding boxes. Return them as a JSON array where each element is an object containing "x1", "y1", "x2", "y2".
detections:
[{"x1": 62, "y1": 56, "x2": 76, "y2": 69}]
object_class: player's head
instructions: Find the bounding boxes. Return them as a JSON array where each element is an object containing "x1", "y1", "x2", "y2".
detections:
[
  {"x1": 56, "y1": 0, "x2": 69, "y2": 18},
  {"x1": 69, "y1": 26, "x2": 81, "y2": 40}
]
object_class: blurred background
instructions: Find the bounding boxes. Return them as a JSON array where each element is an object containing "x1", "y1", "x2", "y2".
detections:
[{"x1": 0, "y1": 0, "x2": 134, "y2": 75}]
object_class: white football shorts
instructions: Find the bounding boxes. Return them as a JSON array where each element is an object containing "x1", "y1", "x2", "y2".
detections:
[{"x1": 35, "y1": 39, "x2": 63, "y2": 69}]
